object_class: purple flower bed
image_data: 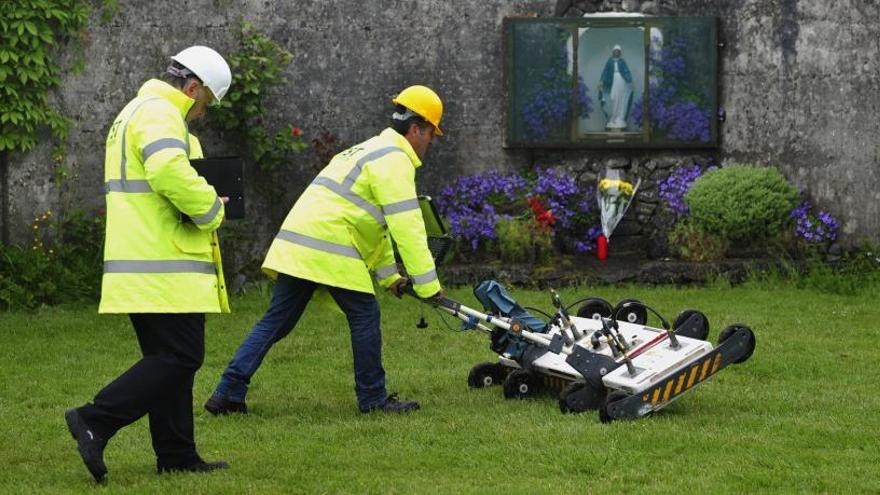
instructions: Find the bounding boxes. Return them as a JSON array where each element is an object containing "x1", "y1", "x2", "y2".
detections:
[
  {"x1": 630, "y1": 37, "x2": 712, "y2": 143},
  {"x1": 658, "y1": 163, "x2": 717, "y2": 217},
  {"x1": 436, "y1": 168, "x2": 601, "y2": 254},
  {"x1": 522, "y1": 46, "x2": 593, "y2": 141},
  {"x1": 790, "y1": 201, "x2": 839, "y2": 243}
]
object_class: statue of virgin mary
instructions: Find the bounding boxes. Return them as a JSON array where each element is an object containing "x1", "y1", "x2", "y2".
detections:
[{"x1": 598, "y1": 45, "x2": 633, "y2": 131}]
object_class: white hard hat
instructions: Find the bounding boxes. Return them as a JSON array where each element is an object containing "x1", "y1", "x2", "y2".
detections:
[{"x1": 170, "y1": 46, "x2": 232, "y2": 104}]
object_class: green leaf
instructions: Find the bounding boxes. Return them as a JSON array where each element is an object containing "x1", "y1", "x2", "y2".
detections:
[{"x1": 47, "y1": 8, "x2": 68, "y2": 21}]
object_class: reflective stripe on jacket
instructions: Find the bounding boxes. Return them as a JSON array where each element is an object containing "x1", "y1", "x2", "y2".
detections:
[
  {"x1": 99, "y1": 79, "x2": 229, "y2": 314},
  {"x1": 262, "y1": 128, "x2": 440, "y2": 298}
]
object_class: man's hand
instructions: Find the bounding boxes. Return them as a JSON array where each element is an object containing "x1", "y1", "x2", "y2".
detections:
[
  {"x1": 427, "y1": 289, "x2": 446, "y2": 305},
  {"x1": 220, "y1": 196, "x2": 230, "y2": 204},
  {"x1": 388, "y1": 277, "x2": 409, "y2": 299}
]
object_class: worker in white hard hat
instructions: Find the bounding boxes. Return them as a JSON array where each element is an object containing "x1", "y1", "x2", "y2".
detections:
[{"x1": 65, "y1": 46, "x2": 233, "y2": 483}]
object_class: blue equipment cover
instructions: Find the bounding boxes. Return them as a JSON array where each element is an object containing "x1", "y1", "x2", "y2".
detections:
[
  {"x1": 473, "y1": 280, "x2": 548, "y2": 362},
  {"x1": 473, "y1": 280, "x2": 547, "y2": 333}
]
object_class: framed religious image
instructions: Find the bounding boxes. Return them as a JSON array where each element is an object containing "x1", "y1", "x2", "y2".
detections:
[
  {"x1": 504, "y1": 16, "x2": 719, "y2": 149},
  {"x1": 577, "y1": 26, "x2": 645, "y2": 139}
]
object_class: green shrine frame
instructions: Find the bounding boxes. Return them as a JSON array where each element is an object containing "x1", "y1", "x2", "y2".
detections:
[{"x1": 504, "y1": 16, "x2": 720, "y2": 149}]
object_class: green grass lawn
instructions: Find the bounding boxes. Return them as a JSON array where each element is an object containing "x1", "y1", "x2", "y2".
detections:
[{"x1": 1, "y1": 282, "x2": 878, "y2": 494}]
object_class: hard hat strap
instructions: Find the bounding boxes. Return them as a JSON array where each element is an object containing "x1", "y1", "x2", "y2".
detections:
[
  {"x1": 166, "y1": 64, "x2": 196, "y2": 80},
  {"x1": 392, "y1": 108, "x2": 419, "y2": 121}
]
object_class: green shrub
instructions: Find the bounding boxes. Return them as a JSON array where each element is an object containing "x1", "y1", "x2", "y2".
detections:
[
  {"x1": 0, "y1": 208, "x2": 103, "y2": 310},
  {"x1": 667, "y1": 221, "x2": 729, "y2": 262},
  {"x1": 0, "y1": 246, "x2": 56, "y2": 310},
  {"x1": 685, "y1": 165, "x2": 800, "y2": 241},
  {"x1": 494, "y1": 216, "x2": 553, "y2": 264}
]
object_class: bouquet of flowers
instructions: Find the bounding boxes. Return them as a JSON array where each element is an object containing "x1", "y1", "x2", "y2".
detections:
[{"x1": 597, "y1": 169, "x2": 641, "y2": 240}]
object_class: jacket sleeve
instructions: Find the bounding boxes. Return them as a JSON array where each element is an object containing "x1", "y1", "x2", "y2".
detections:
[
  {"x1": 367, "y1": 154, "x2": 440, "y2": 298},
  {"x1": 188, "y1": 133, "x2": 205, "y2": 159},
  {"x1": 372, "y1": 234, "x2": 402, "y2": 289},
  {"x1": 132, "y1": 103, "x2": 224, "y2": 232}
]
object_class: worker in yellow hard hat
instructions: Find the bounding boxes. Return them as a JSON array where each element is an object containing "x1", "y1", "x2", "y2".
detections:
[
  {"x1": 64, "y1": 46, "x2": 232, "y2": 483},
  {"x1": 205, "y1": 85, "x2": 445, "y2": 415}
]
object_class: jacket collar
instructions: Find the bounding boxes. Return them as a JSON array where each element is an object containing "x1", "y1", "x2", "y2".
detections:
[
  {"x1": 137, "y1": 79, "x2": 195, "y2": 120},
  {"x1": 380, "y1": 128, "x2": 423, "y2": 169}
]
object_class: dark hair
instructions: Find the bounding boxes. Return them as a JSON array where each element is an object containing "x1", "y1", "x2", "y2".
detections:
[
  {"x1": 160, "y1": 61, "x2": 201, "y2": 90},
  {"x1": 390, "y1": 104, "x2": 432, "y2": 135}
]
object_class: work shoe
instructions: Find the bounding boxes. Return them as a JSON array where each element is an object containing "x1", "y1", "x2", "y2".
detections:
[
  {"x1": 158, "y1": 459, "x2": 230, "y2": 474},
  {"x1": 204, "y1": 396, "x2": 248, "y2": 416},
  {"x1": 64, "y1": 408, "x2": 108, "y2": 483},
  {"x1": 360, "y1": 393, "x2": 420, "y2": 413}
]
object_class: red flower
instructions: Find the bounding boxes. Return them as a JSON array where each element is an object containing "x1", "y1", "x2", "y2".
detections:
[
  {"x1": 528, "y1": 196, "x2": 543, "y2": 213},
  {"x1": 97, "y1": 207, "x2": 106, "y2": 217},
  {"x1": 528, "y1": 196, "x2": 556, "y2": 232},
  {"x1": 291, "y1": 127, "x2": 302, "y2": 137}
]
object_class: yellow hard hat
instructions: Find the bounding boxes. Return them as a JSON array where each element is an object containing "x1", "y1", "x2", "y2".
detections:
[{"x1": 392, "y1": 85, "x2": 444, "y2": 136}]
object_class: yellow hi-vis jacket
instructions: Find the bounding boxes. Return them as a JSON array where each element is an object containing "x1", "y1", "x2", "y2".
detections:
[
  {"x1": 99, "y1": 79, "x2": 229, "y2": 314},
  {"x1": 262, "y1": 128, "x2": 441, "y2": 298}
]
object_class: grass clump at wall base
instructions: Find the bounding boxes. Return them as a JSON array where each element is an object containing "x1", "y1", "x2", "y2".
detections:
[
  {"x1": 667, "y1": 221, "x2": 729, "y2": 261},
  {"x1": 494, "y1": 216, "x2": 553, "y2": 264},
  {"x1": 742, "y1": 243, "x2": 880, "y2": 295},
  {"x1": 685, "y1": 165, "x2": 800, "y2": 241},
  {"x1": 798, "y1": 245, "x2": 880, "y2": 295}
]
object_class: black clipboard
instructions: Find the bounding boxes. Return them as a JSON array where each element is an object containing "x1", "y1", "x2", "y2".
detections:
[
  {"x1": 418, "y1": 195, "x2": 452, "y2": 262},
  {"x1": 190, "y1": 156, "x2": 245, "y2": 220},
  {"x1": 418, "y1": 195, "x2": 447, "y2": 237}
]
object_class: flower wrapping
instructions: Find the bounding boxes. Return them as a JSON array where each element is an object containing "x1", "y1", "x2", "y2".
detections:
[{"x1": 597, "y1": 170, "x2": 641, "y2": 239}]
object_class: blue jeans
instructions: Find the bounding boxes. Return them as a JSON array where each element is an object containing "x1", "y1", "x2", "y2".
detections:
[{"x1": 212, "y1": 274, "x2": 387, "y2": 410}]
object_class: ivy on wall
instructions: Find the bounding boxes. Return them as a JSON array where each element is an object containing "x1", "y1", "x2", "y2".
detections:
[
  {"x1": 0, "y1": 1, "x2": 90, "y2": 152},
  {"x1": 210, "y1": 22, "x2": 308, "y2": 171}
]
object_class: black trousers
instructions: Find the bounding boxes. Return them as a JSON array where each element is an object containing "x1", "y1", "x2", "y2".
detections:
[{"x1": 78, "y1": 313, "x2": 205, "y2": 466}]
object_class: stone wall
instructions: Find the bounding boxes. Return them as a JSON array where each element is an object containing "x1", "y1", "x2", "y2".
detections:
[{"x1": 3, "y1": 0, "x2": 878, "y2": 278}]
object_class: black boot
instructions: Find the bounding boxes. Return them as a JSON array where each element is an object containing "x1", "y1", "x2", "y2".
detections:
[
  {"x1": 158, "y1": 459, "x2": 230, "y2": 474},
  {"x1": 204, "y1": 396, "x2": 248, "y2": 416},
  {"x1": 360, "y1": 393, "x2": 420, "y2": 413},
  {"x1": 64, "y1": 408, "x2": 108, "y2": 483}
]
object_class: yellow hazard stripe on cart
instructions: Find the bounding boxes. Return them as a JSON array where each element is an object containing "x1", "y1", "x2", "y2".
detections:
[
  {"x1": 643, "y1": 353, "x2": 724, "y2": 407},
  {"x1": 542, "y1": 375, "x2": 569, "y2": 391}
]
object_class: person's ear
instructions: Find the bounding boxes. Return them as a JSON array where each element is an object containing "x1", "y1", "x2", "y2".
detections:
[
  {"x1": 182, "y1": 79, "x2": 200, "y2": 99},
  {"x1": 407, "y1": 123, "x2": 420, "y2": 138}
]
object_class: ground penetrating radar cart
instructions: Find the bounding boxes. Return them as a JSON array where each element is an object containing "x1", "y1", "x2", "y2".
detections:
[{"x1": 418, "y1": 282, "x2": 755, "y2": 422}]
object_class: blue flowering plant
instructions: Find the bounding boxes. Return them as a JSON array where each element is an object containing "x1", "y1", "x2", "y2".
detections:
[
  {"x1": 630, "y1": 35, "x2": 712, "y2": 143},
  {"x1": 435, "y1": 168, "x2": 601, "y2": 261},
  {"x1": 521, "y1": 45, "x2": 593, "y2": 142},
  {"x1": 790, "y1": 201, "x2": 839, "y2": 245},
  {"x1": 658, "y1": 162, "x2": 717, "y2": 217}
]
